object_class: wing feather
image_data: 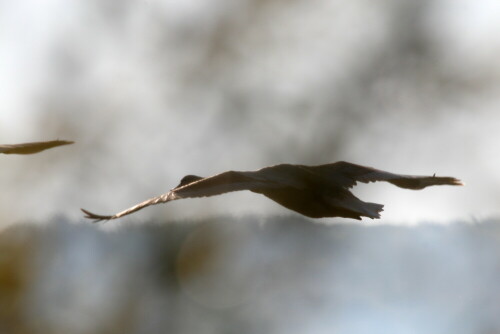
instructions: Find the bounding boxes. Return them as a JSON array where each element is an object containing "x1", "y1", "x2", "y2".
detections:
[
  {"x1": 315, "y1": 161, "x2": 463, "y2": 190},
  {"x1": 82, "y1": 170, "x2": 272, "y2": 222},
  {"x1": 0, "y1": 140, "x2": 74, "y2": 155},
  {"x1": 172, "y1": 170, "x2": 274, "y2": 198},
  {"x1": 81, "y1": 193, "x2": 171, "y2": 222}
]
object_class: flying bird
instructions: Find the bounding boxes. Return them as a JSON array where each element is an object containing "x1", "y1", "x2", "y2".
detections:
[
  {"x1": 0, "y1": 140, "x2": 74, "y2": 155},
  {"x1": 82, "y1": 161, "x2": 463, "y2": 222}
]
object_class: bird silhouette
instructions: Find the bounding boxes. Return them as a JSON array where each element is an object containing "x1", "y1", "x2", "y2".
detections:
[
  {"x1": 0, "y1": 140, "x2": 74, "y2": 155},
  {"x1": 81, "y1": 161, "x2": 463, "y2": 222}
]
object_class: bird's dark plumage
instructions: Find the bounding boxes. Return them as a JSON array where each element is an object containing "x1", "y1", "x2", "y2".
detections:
[
  {"x1": 81, "y1": 161, "x2": 463, "y2": 222},
  {"x1": 0, "y1": 140, "x2": 74, "y2": 155}
]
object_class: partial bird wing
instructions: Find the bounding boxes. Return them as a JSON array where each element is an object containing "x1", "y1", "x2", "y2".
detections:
[
  {"x1": 81, "y1": 195, "x2": 169, "y2": 222},
  {"x1": 314, "y1": 161, "x2": 463, "y2": 190},
  {"x1": 0, "y1": 140, "x2": 74, "y2": 155},
  {"x1": 82, "y1": 170, "x2": 273, "y2": 222}
]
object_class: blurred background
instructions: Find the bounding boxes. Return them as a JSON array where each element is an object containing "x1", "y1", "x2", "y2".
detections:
[{"x1": 1, "y1": 0, "x2": 500, "y2": 333}]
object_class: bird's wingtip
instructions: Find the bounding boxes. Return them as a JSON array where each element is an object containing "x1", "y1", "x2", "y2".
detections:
[{"x1": 81, "y1": 208, "x2": 112, "y2": 223}]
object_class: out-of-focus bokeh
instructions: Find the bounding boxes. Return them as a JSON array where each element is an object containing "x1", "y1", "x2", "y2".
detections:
[
  {"x1": 2, "y1": 217, "x2": 500, "y2": 334},
  {"x1": 1, "y1": 1, "x2": 500, "y2": 333},
  {"x1": 1, "y1": 0, "x2": 498, "y2": 224}
]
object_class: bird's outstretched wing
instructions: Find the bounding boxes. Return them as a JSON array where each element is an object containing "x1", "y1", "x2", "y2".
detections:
[
  {"x1": 314, "y1": 161, "x2": 464, "y2": 190},
  {"x1": 81, "y1": 194, "x2": 170, "y2": 222},
  {"x1": 81, "y1": 170, "x2": 272, "y2": 222},
  {"x1": 0, "y1": 140, "x2": 74, "y2": 155}
]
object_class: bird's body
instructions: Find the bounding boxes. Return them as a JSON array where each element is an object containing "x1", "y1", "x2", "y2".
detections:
[
  {"x1": 82, "y1": 161, "x2": 463, "y2": 222},
  {"x1": 0, "y1": 140, "x2": 73, "y2": 155}
]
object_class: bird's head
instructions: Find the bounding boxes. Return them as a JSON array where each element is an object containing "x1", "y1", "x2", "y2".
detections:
[{"x1": 174, "y1": 174, "x2": 204, "y2": 189}]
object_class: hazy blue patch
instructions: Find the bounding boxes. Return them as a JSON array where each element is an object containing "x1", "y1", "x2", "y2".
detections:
[{"x1": 1, "y1": 216, "x2": 499, "y2": 333}]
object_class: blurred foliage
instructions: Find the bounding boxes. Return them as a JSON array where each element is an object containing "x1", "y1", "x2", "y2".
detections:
[{"x1": 0, "y1": 216, "x2": 500, "y2": 333}]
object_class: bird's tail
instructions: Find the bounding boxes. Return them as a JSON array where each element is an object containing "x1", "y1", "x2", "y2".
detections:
[
  {"x1": 334, "y1": 197, "x2": 384, "y2": 220},
  {"x1": 362, "y1": 202, "x2": 385, "y2": 219}
]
